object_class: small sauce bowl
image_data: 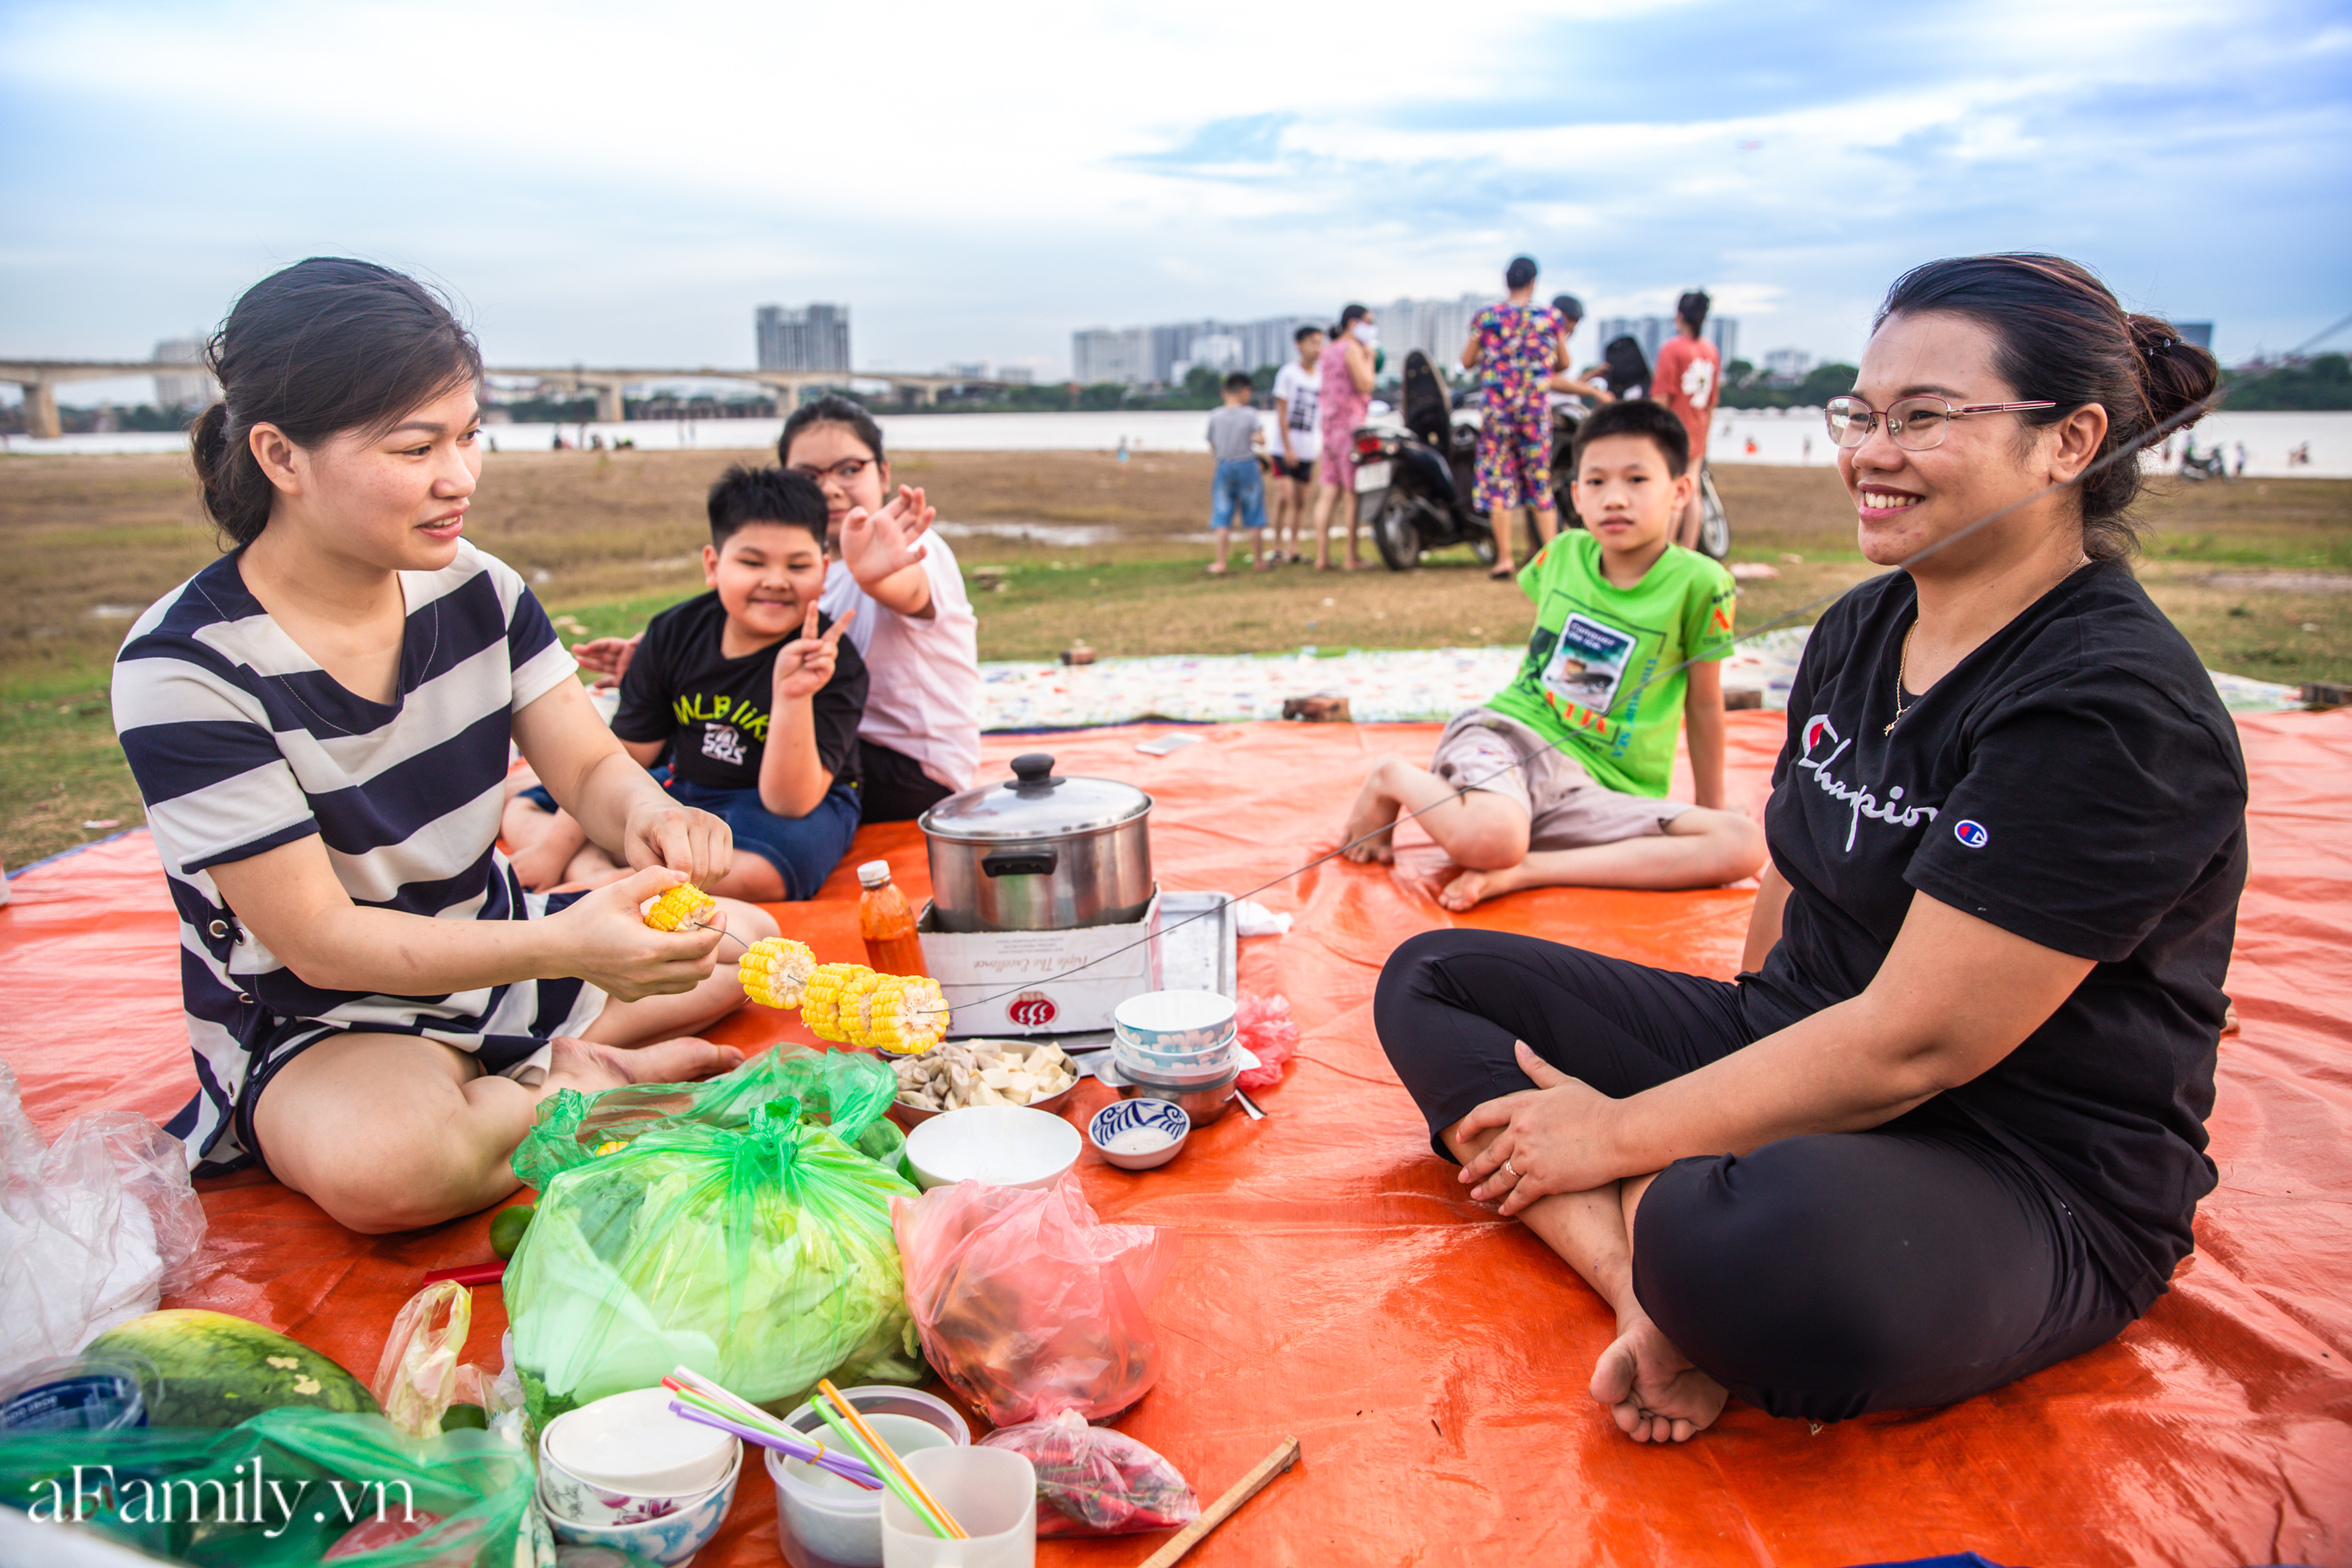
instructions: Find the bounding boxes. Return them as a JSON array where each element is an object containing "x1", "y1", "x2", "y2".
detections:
[{"x1": 1088, "y1": 1100, "x2": 1191, "y2": 1171}]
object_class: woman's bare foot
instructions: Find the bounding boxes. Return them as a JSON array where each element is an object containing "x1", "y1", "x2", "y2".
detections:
[
  {"x1": 1590, "y1": 1311, "x2": 1727, "y2": 1443},
  {"x1": 506, "y1": 839, "x2": 572, "y2": 892},
  {"x1": 1437, "y1": 862, "x2": 1525, "y2": 910},
  {"x1": 546, "y1": 1034, "x2": 742, "y2": 1094},
  {"x1": 1339, "y1": 771, "x2": 1402, "y2": 864}
]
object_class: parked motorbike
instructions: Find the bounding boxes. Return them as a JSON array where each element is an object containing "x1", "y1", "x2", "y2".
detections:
[
  {"x1": 1357, "y1": 350, "x2": 1583, "y2": 571},
  {"x1": 1358, "y1": 350, "x2": 1730, "y2": 568},
  {"x1": 2177, "y1": 440, "x2": 2228, "y2": 481}
]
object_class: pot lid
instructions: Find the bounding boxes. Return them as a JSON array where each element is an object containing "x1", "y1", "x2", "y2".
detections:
[{"x1": 920, "y1": 753, "x2": 1153, "y2": 841}]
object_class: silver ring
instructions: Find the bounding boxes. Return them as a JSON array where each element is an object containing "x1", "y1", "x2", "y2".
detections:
[{"x1": 1504, "y1": 1158, "x2": 1519, "y2": 1178}]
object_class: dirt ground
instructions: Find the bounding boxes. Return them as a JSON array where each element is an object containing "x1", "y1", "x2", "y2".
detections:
[{"x1": 3, "y1": 447, "x2": 2346, "y2": 868}]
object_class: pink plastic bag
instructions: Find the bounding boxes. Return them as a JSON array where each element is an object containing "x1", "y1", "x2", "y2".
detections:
[
  {"x1": 980, "y1": 1408, "x2": 1200, "y2": 1536},
  {"x1": 891, "y1": 1174, "x2": 1177, "y2": 1427},
  {"x1": 1234, "y1": 993, "x2": 1298, "y2": 1091}
]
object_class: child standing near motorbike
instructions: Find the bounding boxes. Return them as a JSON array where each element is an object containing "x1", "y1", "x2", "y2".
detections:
[
  {"x1": 1270, "y1": 325, "x2": 1325, "y2": 562},
  {"x1": 1338, "y1": 399, "x2": 1763, "y2": 908},
  {"x1": 1653, "y1": 290, "x2": 1723, "y2": 550}
]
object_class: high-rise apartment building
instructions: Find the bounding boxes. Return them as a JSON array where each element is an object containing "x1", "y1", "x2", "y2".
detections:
[
  {"x1": 1071, "y1": 326, "x2": 1153, "y2": 386},
  {"x1": 151, "y1": 338, "x2": 217, "y2": 409},
  {"x1": 756, "y1": 303, "x2": 851, "y2": 372},
  {"x1": 1708, "y1": 317, "x2": 1739, "y2": 367}
]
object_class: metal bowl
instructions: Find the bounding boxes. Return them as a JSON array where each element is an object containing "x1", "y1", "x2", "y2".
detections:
[{"x1": 888, "y1": 1079, "x2": 1077, "y2": 1131}]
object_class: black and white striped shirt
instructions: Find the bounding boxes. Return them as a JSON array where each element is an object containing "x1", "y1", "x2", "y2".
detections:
[{"x1": 112, "y1": 540, "x2": 602, "y2": 1174}]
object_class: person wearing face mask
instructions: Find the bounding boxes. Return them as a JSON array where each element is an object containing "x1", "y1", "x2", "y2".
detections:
[
  {"x1": 1377, "y1": 254, "x2": 2239, "y2": 1444},
  {"x1": 1308, "y1": 303, "x2": 1380, "y2": 570}
]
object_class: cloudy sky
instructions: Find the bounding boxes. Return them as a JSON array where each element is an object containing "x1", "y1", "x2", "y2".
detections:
[{"x1": 4, "y1": 0, "x2": 2347, "y2": 399}]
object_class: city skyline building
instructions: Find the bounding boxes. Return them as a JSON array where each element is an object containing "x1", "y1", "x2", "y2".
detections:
[
  {"x1": 151, "y1": 337, "x2": 216, "y2": 409},
  {"x1": 755, "y1": 303, "x2": 851, "y2": 372}
]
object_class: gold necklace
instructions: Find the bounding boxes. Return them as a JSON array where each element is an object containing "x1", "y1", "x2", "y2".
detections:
[{"x1": 1886, "y1": 622, "x2": 1917, "y2": 736}]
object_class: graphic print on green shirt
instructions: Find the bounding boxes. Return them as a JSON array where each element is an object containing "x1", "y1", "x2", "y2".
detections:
[{"x1": 1483, "y1": 532, "x2": 1736, "y2": 797}]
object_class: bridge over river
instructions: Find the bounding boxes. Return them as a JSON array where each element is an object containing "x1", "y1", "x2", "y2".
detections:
[{"x1": 0, "y1": 358, "x2": 1025, "y2": 438}]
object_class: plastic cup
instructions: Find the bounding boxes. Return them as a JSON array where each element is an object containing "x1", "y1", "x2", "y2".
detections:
[{"x1": 880, "y1": 1447, "x2": 1036, "y2": 1568}]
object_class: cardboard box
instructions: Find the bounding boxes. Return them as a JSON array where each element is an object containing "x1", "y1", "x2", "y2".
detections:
[{"x1": 917, "y1": 890, "x2": 1163, "y2": 1036}]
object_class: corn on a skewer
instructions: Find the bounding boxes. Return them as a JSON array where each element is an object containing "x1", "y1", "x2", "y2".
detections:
[
  {"x1": 643, "y1": 884, "x2": 719, "y2": 933},
  {"x1": 737, "y1": 936, "x2": 816, "y2": 1009},
  {"x1": 800, "y1": 963, "x2": 871, "y2": 1043},
  {"x1": 857, "y1": 975, "x2": 950, "y2": 1054}
]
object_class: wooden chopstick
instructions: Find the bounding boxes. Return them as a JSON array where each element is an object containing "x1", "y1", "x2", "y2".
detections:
[{"x1": 1136, "y1": 1436, "x2": 1301, "y2": 1568}]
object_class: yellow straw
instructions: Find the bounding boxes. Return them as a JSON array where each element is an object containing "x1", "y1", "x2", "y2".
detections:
[{"x1": 817, "y1": 1378, "x2": 967, "y2": 1540}]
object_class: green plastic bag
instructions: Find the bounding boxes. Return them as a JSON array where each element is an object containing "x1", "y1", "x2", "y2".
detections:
[
  {"x1": 505, "y1": 1098, "x2": 923, "y2": 1427},
  {"x1": 511, "y1": 1044, "x2": 898, "y2": 1189},
  {"x1": 0, "y1": 1406, "x2": 540, "y2": 1565}
]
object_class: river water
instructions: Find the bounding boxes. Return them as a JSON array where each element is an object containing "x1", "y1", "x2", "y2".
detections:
[{"x1": 10, "y1": 407, "x2": 2348, "y2": 477}]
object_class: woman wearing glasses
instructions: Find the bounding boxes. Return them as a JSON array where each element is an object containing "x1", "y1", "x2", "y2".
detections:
[{"x1": 1376, "y1": 254, "x2": 2241, "y2": 1440}]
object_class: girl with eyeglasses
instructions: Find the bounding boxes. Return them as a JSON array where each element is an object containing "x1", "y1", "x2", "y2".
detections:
[{"x1": 1375, "y1": 254, "x2": 2243, "y2": 1440}]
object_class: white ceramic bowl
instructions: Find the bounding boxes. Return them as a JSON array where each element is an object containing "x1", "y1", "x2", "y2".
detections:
[
  {"x1": 540, "y1": 1387, "x2": 739, "y2": 1522},
  {"x1": 543, "y1": 1443, "x2": 742, "y2": 1565},
  {"x1": 1112, "y1": 989, "x2": 1237, "y2": 1052},
  {"x1": 1088, "y1": 1099, "x2": 1190, "y2": 1171},
  {"x1": 902, "y1": 1105, "x2": 1082, "y2": 1192}
]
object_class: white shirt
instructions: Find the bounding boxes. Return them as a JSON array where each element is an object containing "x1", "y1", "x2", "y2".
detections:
[
  {"x1": 1272, "y1": 361, "x2": 1322, "y2": 461},
  {"x1": 818, "y1": 530, "x2": 981, "y2": 791}
]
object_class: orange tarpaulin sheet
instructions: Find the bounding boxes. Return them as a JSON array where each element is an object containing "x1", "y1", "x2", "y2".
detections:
[{"x1": 5, "y1": 710, "x2": 2348, "y2": 1567}]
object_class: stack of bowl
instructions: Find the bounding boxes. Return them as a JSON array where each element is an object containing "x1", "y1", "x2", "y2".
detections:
[
  {"x1": 1105, "y1": 989, "x2": 1240, "y2": 1126},
  {"x1": 537, "y1": 1387, "x2": 743, "y2": 1565}
]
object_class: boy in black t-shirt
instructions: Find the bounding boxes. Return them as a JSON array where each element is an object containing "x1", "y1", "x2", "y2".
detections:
[{"x1": 505, "y1": 466, "x2": 869, "y2": 901}]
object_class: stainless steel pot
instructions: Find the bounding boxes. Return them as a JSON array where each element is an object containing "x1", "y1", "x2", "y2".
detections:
[{"x1": 918, "y1": 753, "x2": 1153, "y2": 932}]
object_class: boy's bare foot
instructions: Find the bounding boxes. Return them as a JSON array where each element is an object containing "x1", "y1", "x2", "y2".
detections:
[
  {"x1": 1339, "y1": 771, "x2": 1403, "y2": 863},
  {"x1": 1437, "y1": 862, "x2": 1525, "y2": 910},
  {"x1": 546, "y1": 1035, "x2": 742, "y2": 1094},
  {"x1": 1590, "y1": 1311, "x2": 1728, "y2": 1443}
]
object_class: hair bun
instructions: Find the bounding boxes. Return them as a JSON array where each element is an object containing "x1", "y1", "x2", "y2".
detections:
[{"x1": 2126, "y1": 312, "x2": 2220, "y2": 432}]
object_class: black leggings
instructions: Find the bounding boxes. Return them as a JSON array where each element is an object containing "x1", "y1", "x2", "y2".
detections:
[{"x1": 1374, "y1": 929, "x2": 2136, "y2": 1423}]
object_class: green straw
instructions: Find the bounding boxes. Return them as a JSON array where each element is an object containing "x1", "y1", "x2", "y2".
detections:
[{"x1": 809, "y1": 1392, "x2": 953, "y2": 1538}]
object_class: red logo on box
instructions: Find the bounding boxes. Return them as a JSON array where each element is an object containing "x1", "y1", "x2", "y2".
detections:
[{"x1": 1007, "y1": 992, "x2": 1058, "y2": 1027}]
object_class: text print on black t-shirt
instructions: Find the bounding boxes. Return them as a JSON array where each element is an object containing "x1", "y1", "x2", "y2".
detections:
[
  {"x1": 1794, "y1": 710, "x2": 1940, "y2": 852},
  {"x1": 675, "y1": 690, "x2": 765, "y2": 768}
]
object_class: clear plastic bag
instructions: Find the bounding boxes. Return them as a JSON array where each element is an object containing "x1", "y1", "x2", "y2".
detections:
[
  {"x1": 0, "y1": 1058, "x2": 206, "y2": 1381},
  {"x1": 891, "y1": 1173, "x2": 1178, "y2": 1428},
  {"x1": 371, "y1": 1283, "x2": 526, "y2": 1446},
  {"x1": 979, "y1": 1407, "x2": 1200, "y2": 1537},
  {"x1": 506, "y1": 1100, "x2": 923, "y2": 1426},
  {"x1": 0, "y1": 1406, "x2": 542, "y2": 1566}
]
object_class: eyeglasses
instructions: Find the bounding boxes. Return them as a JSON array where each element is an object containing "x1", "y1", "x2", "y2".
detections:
[
  {"x1": 1822, "y1": 395, "x2": 2057, "y2": 452},
  {"x1": 789, "y1": 456, "x2": 874, "y2": 484}
]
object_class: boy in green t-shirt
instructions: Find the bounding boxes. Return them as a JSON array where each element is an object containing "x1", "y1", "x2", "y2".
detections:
[{"x1": 1340, "y1": 400, "x2": 1766, "y2": 908}]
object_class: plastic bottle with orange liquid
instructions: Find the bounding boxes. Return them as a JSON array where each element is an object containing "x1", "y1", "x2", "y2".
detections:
[{"x1": 856, "y1": 860, "x2": 928, "y2": 977}]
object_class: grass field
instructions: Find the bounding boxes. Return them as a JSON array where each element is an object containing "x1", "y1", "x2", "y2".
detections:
[{"x1": 4, "y1": 447, "x2": 2346, "y2": 869}]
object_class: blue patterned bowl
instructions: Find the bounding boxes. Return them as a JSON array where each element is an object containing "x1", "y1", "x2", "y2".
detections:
[
  {"x1": 543, "y1": 1442, "x2": 741, "y2": 1565},
  {"x1": 1088, "y1": 1098, "x2": 1191, "y2": 1171}
]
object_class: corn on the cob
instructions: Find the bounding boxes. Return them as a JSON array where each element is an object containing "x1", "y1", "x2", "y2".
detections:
[
  {"x1": 857, "y1": 975, "x2": 950, "y2": 1054},
  {"x1": 800, "y1": 962, "x2": 871, "y2": 1043},
  {"x1": 737, "y1": 936, "x2": 816, "y2": 1009},
  {"x1": 643, "y1": 884, "x2": 719, "y2": 933}
]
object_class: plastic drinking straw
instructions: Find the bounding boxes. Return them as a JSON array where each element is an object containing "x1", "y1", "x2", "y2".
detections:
[
  {"x1": 808, "y1": 1391, "x2": 956, "y2": 1538},
  {"x1": 662, "y1": 1369, "x2": 884, "y2": 1489},
  {"x1": 666, "y1": 1398, "x2": 881, "y2": 1490},
  {"x1": 817, "y1": 1378, "x2": 967, "y2": 1540}
]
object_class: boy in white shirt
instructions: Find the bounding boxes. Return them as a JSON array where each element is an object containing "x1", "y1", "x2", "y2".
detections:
[{"x1": 1269, "y1": 325, "x2": 1324, "y2": 563}]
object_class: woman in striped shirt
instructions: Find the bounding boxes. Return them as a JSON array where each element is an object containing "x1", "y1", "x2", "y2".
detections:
[{"x1": 112, "y1": 259, "x2": 776, "y2": 1233}]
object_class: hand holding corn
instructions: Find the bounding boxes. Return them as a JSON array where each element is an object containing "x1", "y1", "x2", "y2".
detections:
[{"x1": 641, "y1": 887, "x2": 947, "y2": 1048}]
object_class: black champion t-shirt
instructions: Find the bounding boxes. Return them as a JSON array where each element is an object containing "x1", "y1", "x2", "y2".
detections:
[
  {"x1": 1744, "y1": 561, "x2": 2248, "y2": 1312},
  {"x1": 610, "y1": 590, "x2": 867, "y2": 794}
]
